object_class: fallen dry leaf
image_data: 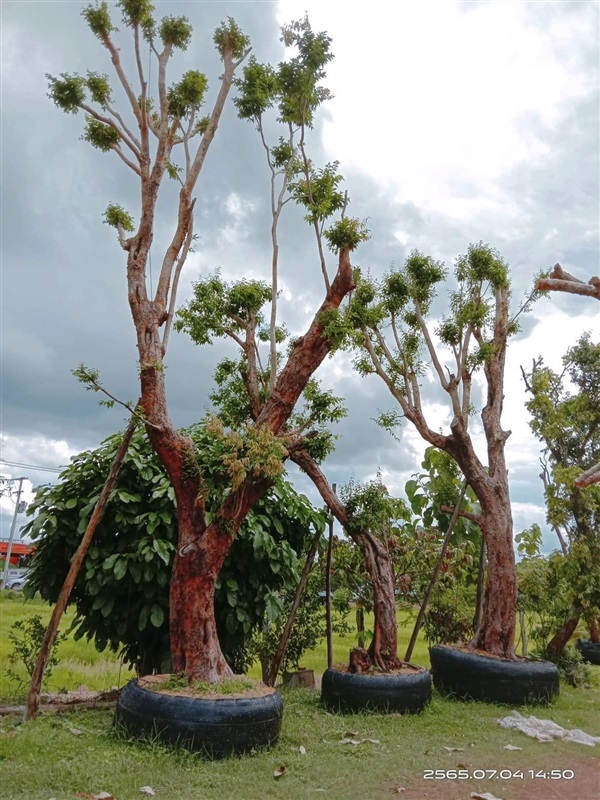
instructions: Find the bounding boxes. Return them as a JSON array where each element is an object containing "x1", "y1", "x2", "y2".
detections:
[
  {"x1": 443, "y1": 746, "x2": 465, "y2": 752},
  {"x1": 395, "y1": 787, "x2": 407, "y2": 794},
  {"x1": 362, "y1": 738, "x2": 380, "y2": 744},
  {"x1": 69, "y1": 728, "x2": 84, "y2": 736},
  {"x1": 344, "y1": 730, "x2": 358, "y2": 737},
  {"x1": 93, "y1": 793, "x2": 116, "y2": 800},
  {"x1": 140, "y1": 789, "x2": 156, "y2": 797},
  {"x1": 273, "y1": 766, "x2": 286, "y2": 779},
  {"x1": 299, "y1": 745, "x2": 307, "y2": 755},
  {"x1": 470, "y1": 793, "x2": 503, "y2": 800},
  {"x1": 503, "y1": 744, "x2": 522, "y2": 751}
]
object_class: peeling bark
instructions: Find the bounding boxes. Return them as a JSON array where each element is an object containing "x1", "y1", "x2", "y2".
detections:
[
  {"x1": 361, "y1": 533, "x2": 401, "y2": 670},
  {"x1": 469, "y1": 482, "x2": 517, "y2": 658}
]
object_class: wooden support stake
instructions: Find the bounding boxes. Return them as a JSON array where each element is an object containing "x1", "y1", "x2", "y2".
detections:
[{"x1": 25, "y1": 416, "x2": 137, "y2": 720}]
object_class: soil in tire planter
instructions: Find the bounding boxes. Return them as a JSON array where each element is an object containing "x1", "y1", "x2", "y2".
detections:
[
  {"x1": 115, "y1": 678, "x2": 283, "y2": 757},
  {"x1": 429, "y1": 644, "x2": 560, "y2": 705},
  {"x1": 576, "y1": 639, "x2": 600, "y2": 665},
  {"x1": 321, "y1": 666, "x2": 432, "y2": 713}
]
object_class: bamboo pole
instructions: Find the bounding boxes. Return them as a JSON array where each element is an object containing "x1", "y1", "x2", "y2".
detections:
[
  {"x1": 404, "y1": 479, "x2": 468, "y2": 663},
  {"x1": 325, "y1": 483, "x2": 336, "y2": 669},
  {"x1": 267, "y1": 525, "x2": 322, "y2": 687},
  {"x1": 25, "y1": 417, "x2": 137, "y2": 720}
]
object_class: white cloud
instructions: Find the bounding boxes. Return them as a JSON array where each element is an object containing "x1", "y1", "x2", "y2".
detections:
[{"x1": 277, "y1": 0, "x2": 592, "y2": 219}]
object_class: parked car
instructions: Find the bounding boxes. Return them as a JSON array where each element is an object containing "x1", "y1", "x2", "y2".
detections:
[{"x1": 2, "y1": 567, "x2": 29, "y2": 591}]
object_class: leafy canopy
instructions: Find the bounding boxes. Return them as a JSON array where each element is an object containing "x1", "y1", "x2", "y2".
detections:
[{"x1": 23, "y1": 424, "x2": 326, "y2": 674}]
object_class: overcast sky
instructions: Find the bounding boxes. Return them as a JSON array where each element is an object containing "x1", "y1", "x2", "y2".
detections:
[{"x1": 1, "y1": 0, "x2": 599, "y2": 551}]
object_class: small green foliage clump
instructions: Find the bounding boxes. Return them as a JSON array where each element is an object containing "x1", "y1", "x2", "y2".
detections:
[
  {"x1": 159, "y1": 15, "x2": 192, "y2": 50},
  {"x1": 103, "y1": 203, "x2": 135, "y2": 232},
  {"x1": 543, "y1": 646, "x2": 592, "y2": 688},
  {"x1": 82, "y1": 1, "x2": 116, "y2": 40},
  {"x1": 7, "y1": 616, "x2": 67, "y2": 690},
  {"x1": 47, "y1": 73, "x2": 86, "y2": 114},
  {"x1": 118, "y1": 0, "x2": 154, "y2": 31},
  {"x1": 167, "y1": 71, "x2": 208, "y2": 118},
  {"x1": 213, "y1": 18, "x2": 250, "y2": 60},
  {"x1": 234, "y1": 58, "x2": 278, "y2": 119},
  {"x1": 85, "y1": 71, "x2": 111, "y2": 106},
  {"x1": 82, "y1": 116, "x2": 120, "y2": 151},
  {"x1": 324, "y1": 217, "x2": 370, "y2": 253}
]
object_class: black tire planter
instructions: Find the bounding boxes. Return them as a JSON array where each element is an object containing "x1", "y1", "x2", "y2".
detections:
[
  {"x1": 429, "y1": 644, "x2": 560, "y2": 705},
  {"x1": 576, "y1": 639, "x2": 600, "y2": 665},
  {"x1": 321, "y1": 666, "x2": 432, "y2": 713},
  {"x1": 115, "y1": 678, "x2": 283, "y2": 758}
]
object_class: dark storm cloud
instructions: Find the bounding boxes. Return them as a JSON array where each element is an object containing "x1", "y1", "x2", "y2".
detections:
[
  {"x1": 1, "y1": 1, "x2": 598, "y2": 546},
  {"x1": 2, "y1": 1, "x2": 283, "y2": 451}
]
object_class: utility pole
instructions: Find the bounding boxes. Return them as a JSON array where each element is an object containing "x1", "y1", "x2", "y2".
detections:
[{"x1": 2, "y1": 476, "x2": 27, "y2": 588}]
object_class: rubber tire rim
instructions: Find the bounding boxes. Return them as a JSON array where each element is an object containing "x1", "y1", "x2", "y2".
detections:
[
  {"x1": 576, "y1": 639, "x2": 600, "y2": 665},
  {"x1": 115, "y1": 678, "x2": 283, "y2": 757},
  {"x1": 429, "y1": 644, "x2": 560, "y2": 704},
  {"x1": 321, "y1": 666, "x2": 432, "y2": 713}
]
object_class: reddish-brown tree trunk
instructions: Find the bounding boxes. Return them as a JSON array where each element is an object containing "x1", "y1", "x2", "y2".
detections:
[
  {"x1": 131, "y1": 248, "x2": 354, "y2": 682},
  {"x1": 545, "y1": 615, "x2": 580, "y2": 657},
  {"x1": 469, "y1": 484, "x2": 517, "y2": 658},
  {"x1": 589, "y1": 617, "x2": 600, "y2": 643},
  {"x1": 361, "y1": 533, "x2": 401, "y2": 670},
  {"x1": 291, "y1": 450, "x2": 400, "y2": 672},
  {"x1": 169, "y1": 523, "x2": 234, "y2": 680}
]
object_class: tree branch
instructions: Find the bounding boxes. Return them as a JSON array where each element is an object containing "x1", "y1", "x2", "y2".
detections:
[
  {"x1": 104, "y1": 100, "x2": 141, "y2": 151},
  {"x1": 80, "y1": 103, "x2": 140, "y2": 160},
  {"x1": 243, "y1": 316, "x2": 263, "y2": 421},
  {"x1": 162, "y1": 201, "x2": 195, "y2": 353},
  {"x1": 440, "y1": 504, "x2": 482, "y2": 525},
  {"x1": 413, "y1": 299, "x2": 450, "y2": 392},
  {"x1": 299, "y1": 125, "x2": 330, "y2": 295},
  {"x1": 291, "y1": 449, "x2": 348, "y2": 526},
  {"x1": 100, "y1": 32, "x2": 142, "y2": 126},
  {"x1": 537, "y1": 264, "x2": 600, "y2": 301},
  {"x1": 110, "y1": 144, "x2": 142, "y2": 176},
  {"x1": 80, "y1": 375, "x2": 162, "y2": 431},
  {"x1": 574, "y1": 461, "x2": 600, "y2": 488}
]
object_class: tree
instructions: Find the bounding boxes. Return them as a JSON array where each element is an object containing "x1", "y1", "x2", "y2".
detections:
[
  {"x1": 324, "y1": 451, "x2": 482, "y2": 667},
  {"x1": 522, "y1": 334, "x2": 600, "y2": 651},
  {"x1": 536, "y1": 264, "x2": 600, "y2": 488},
  {"x1": 49, "y1": 3, "x2": 366, "y2": 681},
  {"x1": 24, "y1": 424, "x2": 326, "y2": 675},
  {"x1": 327, "y1": 244, "x2": 538, "y2": 658}
]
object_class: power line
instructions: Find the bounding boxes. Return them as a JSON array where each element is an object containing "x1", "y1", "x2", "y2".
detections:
[{"x1": 0, "y1": 459, "x2": 63, "y2": 474}]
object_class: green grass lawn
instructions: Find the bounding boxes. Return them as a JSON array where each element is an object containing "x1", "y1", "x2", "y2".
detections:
[
  {"x1": 0, "y1": 591, "x2": 134, "y2": 701},
  {"x1": 0, "y1": 593, "x2": 429, "y2": 700},
  {"x1": 1, "y1": 592, "x2": 598, "y2": 800}
]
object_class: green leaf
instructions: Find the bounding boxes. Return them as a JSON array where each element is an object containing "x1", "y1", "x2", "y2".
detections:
[
  {"x1": 113, "y1": 558, "x2": 127, "y2": 581},
  {"x1": 138, "y1": 606, "x2": 150, "y2": 631},
  {"x1": 150, "y1": 605, "x2": 165, "y2": 628}
]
